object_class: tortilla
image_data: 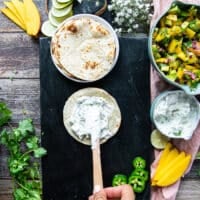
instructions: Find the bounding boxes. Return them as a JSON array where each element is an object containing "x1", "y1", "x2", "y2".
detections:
[
  {"x1": 51, "y1": 15, "x2": 118, "y2": 81},
  {"x1": 63, "y1": 88, "x2": 121, "y2": 145}
]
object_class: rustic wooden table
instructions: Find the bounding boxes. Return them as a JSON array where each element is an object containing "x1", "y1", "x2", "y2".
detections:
[{"x1": 0, "y1": 0, "x2": 200, "y2": 199}]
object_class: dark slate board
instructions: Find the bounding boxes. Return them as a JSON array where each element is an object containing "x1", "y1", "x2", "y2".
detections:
[{"x1": 39, "y1": 36, "x2": 152, "y2": 200}]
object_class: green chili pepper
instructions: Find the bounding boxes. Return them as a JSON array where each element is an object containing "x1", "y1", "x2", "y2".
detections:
[
  {"x1": 130, "y1": 169, "x2": 149, "y2": 181},
  {"x1": 128, "y1": 175, "x2": 146, "y2": 193},
  {"x1": 132, "y1": 156, "x2": 146, "y2": 169},
  {"x1": 112, "y1": 174, "x2": 127, "y2": 186}
]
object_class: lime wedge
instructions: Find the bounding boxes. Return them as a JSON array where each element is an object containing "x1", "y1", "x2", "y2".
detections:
[
  {"x1": 41, "y1": 20, "x2": 57, "y2": 37},
  {"x1": 151, "y1": 129, "x2": 170, "y2": 149},
  {"x1": 49, "y1": 10, "x2": 73, "y2": 27},
  {"x1": 52, "y1": 0, "x2": 73, "y2": 9},
  {"x1": 51, "y1": 4, "x2": 73, "y2": 18},
  {"x1": 57, "y1": 0, "x2": 72, "y2": 3}
]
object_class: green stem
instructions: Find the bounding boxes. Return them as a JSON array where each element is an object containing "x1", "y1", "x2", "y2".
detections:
[
  {"x1": 7, "y1": 122, "x2": 13, "y2": 130},
  {"x1": 16, "y1": 180, "x2": 29, "y2": 192},
  {"x1": 19, "y1": 149, "x2": 34, "y2": 160}
]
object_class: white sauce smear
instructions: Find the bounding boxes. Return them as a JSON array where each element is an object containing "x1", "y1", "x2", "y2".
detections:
[{"x1": 69, "y1": 96, "x2": 114, "y2": 147}]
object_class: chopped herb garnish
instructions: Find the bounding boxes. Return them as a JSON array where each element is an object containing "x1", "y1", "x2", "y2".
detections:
[{"x1": 173, "y1": 130, "x2": 182, "y2": 136}]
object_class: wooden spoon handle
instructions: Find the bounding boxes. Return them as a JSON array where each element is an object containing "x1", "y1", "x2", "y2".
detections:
[{"x1": 92, "y1": 140, "x2": 103, "y2": 193}]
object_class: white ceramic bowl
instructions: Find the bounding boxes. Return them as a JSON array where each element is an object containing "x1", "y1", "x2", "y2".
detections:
[
  {"x1": 150, "y1": 90, "x2": 200, "y2": 140},
  {"x1": 50, "y1": 14, "x2": 119, "y2": 83}
]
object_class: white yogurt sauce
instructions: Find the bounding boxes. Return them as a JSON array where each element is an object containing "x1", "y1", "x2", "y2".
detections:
[
  {"x1": 69, "y1": 96, "x2": 114, "y2": 147},
  {"x1": 153, "y1": 91, "x2": 199, "y2": 139}
]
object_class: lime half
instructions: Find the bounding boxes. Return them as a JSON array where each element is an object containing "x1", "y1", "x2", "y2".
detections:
[{"x1": 151, "y1": 129, "x2": 170, "y2": 149}]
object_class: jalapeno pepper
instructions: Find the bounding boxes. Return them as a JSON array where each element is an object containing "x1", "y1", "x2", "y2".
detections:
[
  {"x1": 112, "y1": 174, "x2": 127, "y2": 186},
  {"x1": 130, "y1": 169, "x2": 149, "y2": 181},
  {"x1": 132, "y1": 156, "x2": 146, "y2": 169},
  {"x1": 128, "y1": 175, "x2": 146, "y2": 193}
]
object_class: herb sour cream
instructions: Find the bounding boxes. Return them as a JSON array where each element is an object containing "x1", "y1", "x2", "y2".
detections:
[
  {"x1": 152, "y1": 91, "x2": 200, "y2": 139},
  {"x1": 63, "y1": 88, "x2": 121, "y2": 147},
  {"x1": 69, "y1": 96, "x2": 114, "y2": 147}
]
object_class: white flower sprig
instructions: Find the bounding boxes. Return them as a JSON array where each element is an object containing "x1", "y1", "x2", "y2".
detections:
[{"x1": 108, "y1": 0, "x2": 153, "y2": 34}]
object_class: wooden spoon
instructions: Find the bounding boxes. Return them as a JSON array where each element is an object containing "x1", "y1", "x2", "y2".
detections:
[{"x1": 92, "y1": 137, "x2": 103, "y2": 193}]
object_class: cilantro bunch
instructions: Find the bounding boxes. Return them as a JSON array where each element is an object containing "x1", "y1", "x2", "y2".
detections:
[{"x1": 0, "y1": 102, "x2": 47, "y2": 200}]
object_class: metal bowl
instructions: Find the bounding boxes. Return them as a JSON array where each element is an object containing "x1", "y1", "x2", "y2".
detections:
[
  {"x1": 148, "y1": 1, "x2": 200, "y2": 95},
  {"x1": 50, "y1": 14, "x2": 119, "y2": 83}
]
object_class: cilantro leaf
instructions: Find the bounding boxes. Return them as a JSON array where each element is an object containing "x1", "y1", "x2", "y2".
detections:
[
  {"x1": 33, "y1": 147, "x2": 47, "y2": 158},
  {"x1": 9, "y1": 159, "x2": 29, "y2": 174},
  {"x1": 17, "y1": 119, "x2": 34, "y2": 137},
  {"x1": 0, "y1": 129, "x2": 10, "y2": 146},
  {"x1": 28, "y1": 189, "x2": 41, "y2": 199},
  {"x1": 14, "y1": 188, "x2": 27, "y2": 199},
  {"x1": 0, "y1": 102, "x2": 12, "y2": 127},
  {"x1": 26, "y1": 136, "x2": 39, "y2": 150}
]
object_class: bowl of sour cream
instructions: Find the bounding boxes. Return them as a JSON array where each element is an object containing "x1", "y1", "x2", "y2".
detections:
[{"x1": 150, "y1": 90, "x2": 200, "y2": 140}]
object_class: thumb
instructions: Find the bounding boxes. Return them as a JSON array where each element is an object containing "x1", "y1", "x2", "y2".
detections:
[{"x1": 93, "y1": 190, "x2": 107, "y2": 200}]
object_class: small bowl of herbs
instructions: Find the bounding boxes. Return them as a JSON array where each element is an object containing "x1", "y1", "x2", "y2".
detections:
[{"x1": 149, "y1": 1, "x2": 200, "y2": 95}]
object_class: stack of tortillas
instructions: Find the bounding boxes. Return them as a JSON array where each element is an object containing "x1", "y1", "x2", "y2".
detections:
[{"x1": 51, "y1": 14, "x2": 119, "y2": 82}]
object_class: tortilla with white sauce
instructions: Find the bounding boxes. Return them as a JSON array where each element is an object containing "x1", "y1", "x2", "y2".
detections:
[{"x1": 63, "y1": 88, "x2": 121, "y2": 145}]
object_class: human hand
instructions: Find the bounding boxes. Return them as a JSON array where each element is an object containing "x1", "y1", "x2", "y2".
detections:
[{"x1": 88, "y1": 184, "x2": 135, "y2": 200}]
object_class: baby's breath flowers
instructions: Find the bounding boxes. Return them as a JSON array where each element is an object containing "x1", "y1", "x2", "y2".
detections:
[{"x1": 108, "y1": 0, "x2": 153, "y2": 34}]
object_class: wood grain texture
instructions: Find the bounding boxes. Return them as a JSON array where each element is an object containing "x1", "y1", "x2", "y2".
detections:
[
  {"x1": 0, "y1": 0, "x2": 199, "y2": 199},
  {"x1": 0, "y1": 179, "x2": 12, "y2": 198},
  {"x1": 0, "y1": 79, "x2": 40, "y2": 124},
  {"x1": 177, "y1": 180, "x2": 200, "y2": 200},
  {"x1": 0, "y1": 33, "x2": 39, "y2": 78}
]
